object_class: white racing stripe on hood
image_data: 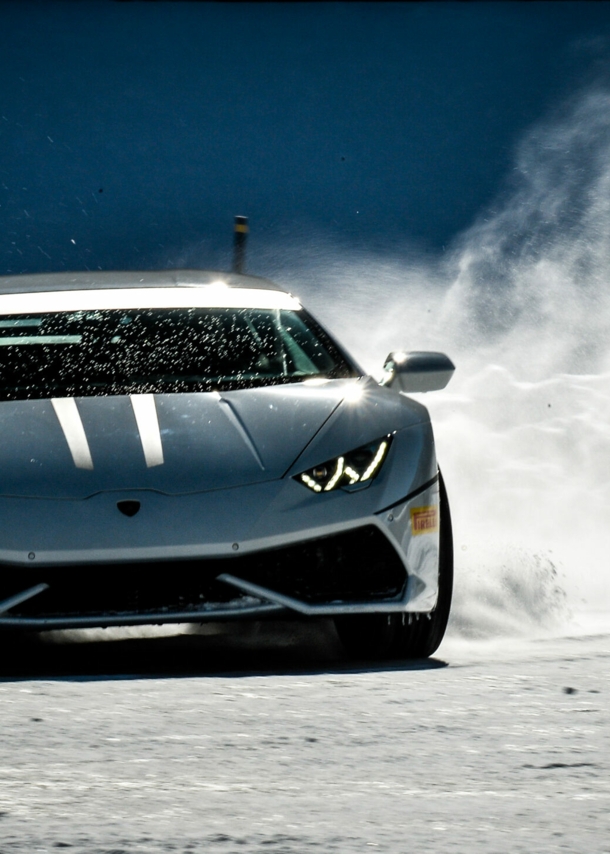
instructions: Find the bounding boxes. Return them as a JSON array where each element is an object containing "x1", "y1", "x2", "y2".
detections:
[
  {"x1": 130, "y1": 394, "x2": 164, "y2": 468},
  {"x1": 51, "y1": 398, "x2": 94, "y2": 470}
]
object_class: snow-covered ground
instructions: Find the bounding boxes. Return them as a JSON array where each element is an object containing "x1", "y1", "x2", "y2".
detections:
[{"x1": 0, "y1": 615, "x2": 608, "y2": 853}]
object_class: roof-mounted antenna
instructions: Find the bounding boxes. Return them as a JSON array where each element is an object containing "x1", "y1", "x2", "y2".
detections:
[{"x1": 232, "y1": 215, "x2": 248, "y2": 274}]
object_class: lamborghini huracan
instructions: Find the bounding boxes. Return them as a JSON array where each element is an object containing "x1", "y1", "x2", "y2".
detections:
[{"x1": 0, "y1": 267, "x2": 454, "y2": 659}]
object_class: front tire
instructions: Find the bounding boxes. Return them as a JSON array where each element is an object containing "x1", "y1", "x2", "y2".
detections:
[
  {"x1": 391, "y1": 472, "x2": 453, "y2": 658},
  {"x1": 334, "y1": 473, "x2": 453, "y2": 661}
]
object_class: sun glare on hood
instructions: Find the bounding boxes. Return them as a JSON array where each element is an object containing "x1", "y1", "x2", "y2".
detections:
[{"x1": 342, "y1": 383, "x2": 364, "y2": 403}]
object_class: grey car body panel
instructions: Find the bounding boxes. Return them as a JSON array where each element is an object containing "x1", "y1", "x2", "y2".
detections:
[
  {"x1": 0, "y1": 376, "x2": 431, "y2": 500},
  {"x1": 0, "y1": 484, "x2": 440, "y2": 624},
  {"x1": 286, "y1": 376, "x2": 431, "y2": 476},
  {"x1": 0, "y1": 423, "x2": 435, "y2": 561},
  {"x1": 0, "y1": 383, "x2": 356, "y2": 498}
]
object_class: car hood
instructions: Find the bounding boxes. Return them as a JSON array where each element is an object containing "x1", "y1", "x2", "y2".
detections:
[{"x1": 0, "y1": 382, "x2": 361, "y2": 499}]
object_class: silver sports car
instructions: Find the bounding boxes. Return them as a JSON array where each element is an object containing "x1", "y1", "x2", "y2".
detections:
[{"x1": 0, "y1": 268, "x2": 454, "y2": 659}]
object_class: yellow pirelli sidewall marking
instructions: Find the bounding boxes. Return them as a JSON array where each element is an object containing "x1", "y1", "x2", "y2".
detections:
[{"x1": 410, "y1": 505, "x2": 439, "y2": 536}]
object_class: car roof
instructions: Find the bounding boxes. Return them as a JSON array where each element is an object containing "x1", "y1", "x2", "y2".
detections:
[{"x1": 0, "y1": 268, "x2": 285, "y2": 295}]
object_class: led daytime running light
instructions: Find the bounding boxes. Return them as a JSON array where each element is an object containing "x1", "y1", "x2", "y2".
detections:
[
  {"x1": 344, "y1": 465, "x2": 360, "y2": 484},
  {"x1": 295, "y1": 435, "x2": 392, "y2": 494},
  {"x1": 361, "y1": 440, "x2": 389, "y2": 481},
  {"x1": 324, "y1": 456, "x2": 345, "y2": 491},
  {"x1": 300, "y1": 473, "x2": 322, "y2": 492}
]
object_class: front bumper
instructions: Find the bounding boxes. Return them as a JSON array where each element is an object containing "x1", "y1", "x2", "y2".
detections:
[
  {"x1": 0, "y1": 524, "x2": 406, "y2": 629},
  {"x1": 0, "y1": 465, "x2": 440, "y2": 630}
]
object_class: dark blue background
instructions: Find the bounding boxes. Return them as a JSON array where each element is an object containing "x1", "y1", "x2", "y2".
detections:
[{"x1": 1, "y1": 1, "x2": 609, "y2": 274}]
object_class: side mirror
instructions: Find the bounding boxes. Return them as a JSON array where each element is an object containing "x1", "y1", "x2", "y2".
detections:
[{"x1": 380, "y1": 350, "x2": 455, "y2": 393}]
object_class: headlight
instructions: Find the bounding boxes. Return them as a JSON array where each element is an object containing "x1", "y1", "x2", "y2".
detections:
[{"x1": 295, "y1": 436, "x2": 392, "y2": 493}]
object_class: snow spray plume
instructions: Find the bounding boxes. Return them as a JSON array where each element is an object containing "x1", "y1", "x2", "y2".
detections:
[
  {"x1": 265, "y1": 86, "x2": 610, "y2": 638},
  {"x1": 441, "y1": 87, "x2": 610, "y2": 379}
]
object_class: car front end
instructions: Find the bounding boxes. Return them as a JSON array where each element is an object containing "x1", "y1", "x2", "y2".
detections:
[{"x1": 0, "y1": 270, "x2": 451, "y2": 654}]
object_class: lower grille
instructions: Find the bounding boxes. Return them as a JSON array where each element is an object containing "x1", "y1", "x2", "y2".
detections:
[
  {"x1": 0, "y1": 525, "x2": 406, "y2": 619},
  {"x1": 236, "y1": 526, "x2": 405, "y2": 605}
]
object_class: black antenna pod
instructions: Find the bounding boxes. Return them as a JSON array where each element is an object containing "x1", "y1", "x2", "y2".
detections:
[{"x1": 232, "y1": 215, "x2": 248, "y2": 274}]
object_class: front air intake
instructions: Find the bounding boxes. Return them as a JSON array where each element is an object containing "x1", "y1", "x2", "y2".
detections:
[{"x1": 0, "y1": 526, "x2": 406, "y2": 620}]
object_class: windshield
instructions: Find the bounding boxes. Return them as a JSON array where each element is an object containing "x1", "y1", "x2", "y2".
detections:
[{"x1": 0, "y1": 306, "x2": 358, "y2": 400}]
